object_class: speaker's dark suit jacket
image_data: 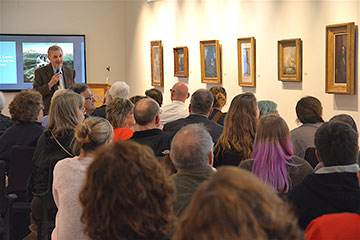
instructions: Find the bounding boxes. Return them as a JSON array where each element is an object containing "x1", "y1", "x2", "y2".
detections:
[{"x1": 33, "y1": 64, "x2": 76, "y2": 114}]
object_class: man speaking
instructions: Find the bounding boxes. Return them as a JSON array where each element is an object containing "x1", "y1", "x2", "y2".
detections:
[{"x1": 33, "y1": 45, "x2": 76, "y2": 114}]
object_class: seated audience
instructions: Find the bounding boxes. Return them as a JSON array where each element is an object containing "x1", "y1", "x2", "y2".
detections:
[
  {"x1": 291, "y1": 96, "x2": 324, "y2": 158},
  {"x1": 0, "y1": 90, "x2": 44, "y2": 171},
  {"x1": 129, "y1": 95, "x2": 147, "y2": 104},
  {"x1": 288, "y1": 121, "x2": 360, "y2": 230},
  {"x1": 92, "y1": 81, "x2": 130, "y2": 118},
  {"x1": 160, "y1": 82, "x2": 190, "y2": 125},
  {"x1": 106, "y1": 97, "x2": 135, "y2": 141},
  {"x1": 79, "y1": 141, "x2": 176, "y2": 240},
  {"x1": 214, "y1": 92, "x2": 258, "y2": 167},
  {"x1": 0, "y1": 91, "x2": 13, "y2": 133},
  {"x1": 240, "y1": 115, "x2": 312, "y2": 197},
  {"x1": 305, "y1": 212, "x2": 360, "y2": 240},
  {"x1": 29, "y1": 90, "x2": 85, "y2": 221},
  {"x1": 208, "y1": 86, "x2": 227, "y2": 125},
  {"x1": 173, "y1": 167, "x2": 304, "y2": 240},
  {"x1": 145, "y1": 88, "x2": 163, "y2": 107},
  {"x1": 129, "y1": 98, "x2": 172, "y2": 157},
  {"x1": 170, "y1": 124, "x2": 215, "y2": 217},
  {"x1": 164, "y1": 89, "x2": 223, "y2": 144},
  {"x1": 258, "y1": 100, "x2": 278, "y2": 117},
  {"x1": 71, "y1": 84, "x2": 96, "y2": 116},
  {"x1": 52, "y1": 117, "x2": 113, "y2": 240}
]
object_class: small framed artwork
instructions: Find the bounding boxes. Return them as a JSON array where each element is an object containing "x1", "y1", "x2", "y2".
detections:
[
  {"x1": 325, "y1": 22, "x2": 355, "y2": 94},
  {"x1": 200, "y1": 40, "x2": 221, "y2": 83},
  {"x1": 173, "y1": 47, "x2": 189, "y2": 77},
  {"x1": 278, "y1": 38, "x2": 302, "y2": 82},
  {"x1": 151, "y1": 40, "x2": 164, "y2": 87},
  {"x1": 237, "y1": 37, "x2": 256, "y2": 87}
]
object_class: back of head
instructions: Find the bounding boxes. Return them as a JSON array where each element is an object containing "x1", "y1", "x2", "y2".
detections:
[
  {"x1": 48, "y1": 90, "x2": 84, "y2": 136},
  {"x1": 9, "y1": 90, "x2": 43, "y2": 125},
  {"x1": 70, "y1": 83, "x2": 89, "y2": 95},
  {"x1": 329, "y1": 114, "x2": 358, "y2": 133},
  {"x1": 171, "y1": 82, "x2": 189, "y2": 101},
  {"x1": 106, "y1": 97, "x2": 134, "y2": 128},
  {"x1": 0, "y1": 91, "x2": 5, "y2": 111},
  {"x1": 173, "y1": 167, "x2": 303, "y2": 240},
  {"x1": 296, "y1": 96, "x2": 323, "y2": 124},
  {"x1": 145, "y1": 88, "x2": 163, "y2": 107},
  {"x1": 314, "y1": 121, "x2": 358, "y2": 167},
  {"x1": 134, "y1": 98, "x2": 159, "y2": 126},
  {"x1": 209, "y1": 86, "x2": 227, "y2": 109},
  {"x1": 258, "y1": 100, "x2": 277, "y2": 118},
  {"x1": 109, "y1": 81, "x2": 130, "y2": 99},
  {"x1": 171, "y1": 124, "x2": 213, "y2": 169},
  {"x1": 73, "y1": 117, "x2": 114, "y2": 155},
  {"x1": 129, "y1": 95, "x2": 147, "y2": 105},
  {"x1": 190, "y1": 89, "x2": 213, "y2": 115},
  {"x1": 79, "y1": 141, "x2": 176, "y2": 240}
]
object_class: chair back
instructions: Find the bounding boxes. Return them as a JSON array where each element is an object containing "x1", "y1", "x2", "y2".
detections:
[
  {"x1": 304, "y1": 147, "x2": 318, "y2": 168},
  {"x1": 0, "y1": 161, "x2": 7, "y2": 214},
  {"x1": 8, "y1": 146, "x2": 35, "y2": 193}
]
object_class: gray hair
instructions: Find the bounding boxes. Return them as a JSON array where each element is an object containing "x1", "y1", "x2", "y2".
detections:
[
  {"x1": 171, "y1": 124, "x2": 213, "y2": 169},
  {"x1": 109, "y1": 81, "x2": 130, "y2": 99},
  {"x1": 0, "y1": 91, "x2": 5, "y2": 111},
  {"x1": 190, "y1": 89, "x2": 214, "y2": 115},
  {"x1": 71, "y1": 84, "x2": 89, "y2": 95},
  {"x1": 48, "y1": 45, "x2": 63, "y2": 56},
  {"x1": 134, "y1": 98, "x2": 160, "y2": 126}
]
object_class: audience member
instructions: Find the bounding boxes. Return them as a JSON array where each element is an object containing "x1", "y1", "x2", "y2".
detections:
[
  {"x1": 164, "y1": 89, "x2": 223, "y2": 144},
  {"x1": 208, "y1": 86, "x2": 227, "y2": 125},
  {"x1": 71, "y1": 84, "x2": 96, "y2": 116},
  {"x1": 41, "y1": 89, "x2": 67, "y2": 128},
  {"x1": 129, "y1": 95, "x2": 147, "y2": 104},
  {"x1": 0, "y1": 91, "x2": 13, "y2": 133},
  {"x1": 29, "y1": 90, "x2": 85, "y2": 221},
  {"x1": 291, "y1": 96, "x2": 324, "y2": 159},
  {"x1": 0, "y1": 90, "x2": 44, "y2": 171},
  {"x1": 213, "y1": 92, "x2": 258, "y2": 167},
  {"x1": 52, "y1": 117, "x2": 113, "y2": 240},
  {"x1": 129, "y1": 98, "x2": 172, "y2": 157},
  {"x1": 173, "y1": 167, "x2": 304, "y2": 240},
  {"x1": 145, "y1": 88, "x2": 163, "y2": 107},
  {"x1": 258, "y1": 100, "x2": 278, "y2": 117},
  {"x1": 92, "y1": 81, "x2": 130, "y2": 118},
  {"x1": 240, "y1": 115, "x2": 312, "y2": 197},
  {"x1": 170, "y1": 124, "x2": 215, "y2": 217},
  {"x1": 160, "y1": 82, "x2": 190, "y2": 125},
  {"x1": 106, "y1": 97, "x2": 135, "y2": 141},
  {"x1": 79, "y1": 141, "x2": 176, "y2": 240},
  {"x1": 288, "y1": 121, "x2": 360, "y2": 229}
]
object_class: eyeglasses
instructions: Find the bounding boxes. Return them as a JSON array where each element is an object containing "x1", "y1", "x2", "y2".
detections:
[
  {"x1": 85, "y1": 94, "x2": 94, "y2": 101},
  {"x1": 170, "y1": 89, "x2": 175, "y2": 93},
  {"x1": 81, "y1": 107, "x2": 86, "y2": 113}
]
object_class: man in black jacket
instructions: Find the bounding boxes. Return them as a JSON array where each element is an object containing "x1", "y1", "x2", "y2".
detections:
[{"x1": 288, "y1": 121, "x2": 360, "y2": 230}]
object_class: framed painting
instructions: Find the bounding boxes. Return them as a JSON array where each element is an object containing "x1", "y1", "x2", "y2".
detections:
[
  {"x1": 278, "y1": 38, "x2": 302, "y2": 82},
  {"x1": 237, "y1": 37, "x2": 256, "y2": 87},
  {"x1": 325, "y1": 22, "x2": 355, "y2": 94},
  {"x1": 200, "y1": 40, "x2": 221, "y2": 83},
  {"x1": 151, "y1": 40, "x2": 164, "y2": 87},
  {"x1": 173, "y1": 47, "x2": 189, "y2": 77}
]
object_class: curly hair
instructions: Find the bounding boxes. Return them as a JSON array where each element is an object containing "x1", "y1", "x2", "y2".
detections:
[
  {"x1": 9, "y1": 90, "x2": 43, "y2": 125},
  {"x1": 79, "y1": 141, "x2": 176, "y2": 240},
  {"x1": 215, "y1": 92, "x2": 257, "y2": 160},
  {"x1": 106, "y1": 97, "x2": 134, "y2": 128},
  {"x1": 209, "y1": 86, "x2": 227, "y2": 109},
  {"x1": 173, "y1": 167, "x2": 303, "y2": 240}
]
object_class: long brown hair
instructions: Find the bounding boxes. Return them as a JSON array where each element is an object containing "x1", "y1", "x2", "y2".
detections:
[
  {"x1": 173, "y1": 167, "x2": 303, "y2": 240},
  {"x1": 215, "y1": 92, "x2": 257, "y2": 159},
  {"x1": 79, "y1": 141, "x2": 176, "y2": 240}
]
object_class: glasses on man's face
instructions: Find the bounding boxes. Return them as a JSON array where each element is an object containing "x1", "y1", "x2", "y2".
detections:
[
  {"x1": 85, "y1": 94, "x2": 94, "y2": 101},
  {"x1": 81, "y1": 107, "x2": 86, "y2": 114},
  {"x1": 170, "y1": 89, "x2": 175, "y2": 93}
]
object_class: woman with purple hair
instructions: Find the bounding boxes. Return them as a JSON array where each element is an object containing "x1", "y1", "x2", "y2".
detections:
[{"x1": 239, "y1": 114, "x2": 312, "y2": 196}]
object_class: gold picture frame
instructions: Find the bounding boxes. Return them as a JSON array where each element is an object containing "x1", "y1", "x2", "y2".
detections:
[
  {"x1": 200, "y1": 40, "x2": 221, "y2": 83},
  {"x1": 237, "y1": 37, "x2": 256, "y2": 87},
  {"x1": 151, "y1": 40, "x2": 164, "y2": 87},
  {"x1": 173, "y1": 47, "x2": 189, "y2": 77},
  {"x1": 325, "y1": 22, "x2": 355, "y2": 94},
  {"x1": 278, "y1": 38, "x2": 302, "y2": 82}
]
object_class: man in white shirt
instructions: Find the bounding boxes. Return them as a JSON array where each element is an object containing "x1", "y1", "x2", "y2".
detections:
[{"x1": 160, "y1": 82, "x2": 190, "y2": 125}]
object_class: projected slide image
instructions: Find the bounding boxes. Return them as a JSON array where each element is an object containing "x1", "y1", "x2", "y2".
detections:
[
  {"x1": 0, "y1": 41, "x2": 17, "y2": 84},
  {"x1": 23, "y1": 43, "x2": 74, "y2": 83}
]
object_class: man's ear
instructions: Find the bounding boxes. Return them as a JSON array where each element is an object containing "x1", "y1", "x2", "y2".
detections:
[
  {"x1": 315, "y1": 149, "x2": 322, "y2": 163},
  {"x1": 209, "y1": 151, "x2": 214, "y2": 166},
  {"x1": 188, "y1": 104, "x2": 192, "y2": 114},
  {"x1": 186, "y1": 93, "x2": 190, "y2": 99},
  {"x1": 155, "y1": 115, "x2": 160, "y2": 125}
]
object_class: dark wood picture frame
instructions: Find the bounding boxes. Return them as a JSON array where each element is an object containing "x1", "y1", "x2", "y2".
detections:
[
  {"x1": 151, "y1": 40, "x2": 164, "y2": 87},
  {"x1": 200, "y1": 40, "x2": 221, "y2": 83},
  {"x1": 278, "y1": 38, "x2": 302, "y2": 82}
]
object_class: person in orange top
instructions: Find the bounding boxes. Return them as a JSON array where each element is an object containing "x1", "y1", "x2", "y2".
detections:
[{"x1": 106, "y1": 97, "x2": 135, "y2": 141}]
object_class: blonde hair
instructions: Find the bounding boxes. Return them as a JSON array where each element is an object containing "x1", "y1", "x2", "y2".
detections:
[
  {"x1": 47, "y1": 90, "x2": 84, "y2": 136},
  {"x1": 210, "y1": 86, "x2": 227, "y2": 108},
  {"x1": 73, "y1": 117, "x2": 114, "y2": 154},
  {"x1": 106, "y1": 97, "x2": 134, "y2": 128}
]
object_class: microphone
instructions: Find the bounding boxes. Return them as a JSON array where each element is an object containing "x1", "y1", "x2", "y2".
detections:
[{"x1": 55, "y1": 66, "x2": 61, "y2": 87}]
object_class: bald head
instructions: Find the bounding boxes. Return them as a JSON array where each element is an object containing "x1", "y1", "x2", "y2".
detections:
[
  {"x1": 134, "y1": 98, "x2": 160, "y2": 126},
  {"x1": 171, "y1": 82, "x2": 189, "y2": 102}
]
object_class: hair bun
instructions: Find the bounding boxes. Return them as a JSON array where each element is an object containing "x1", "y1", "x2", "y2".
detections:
[{"x1": 75, "y1": 124, "x2": 91, "y2": 143}]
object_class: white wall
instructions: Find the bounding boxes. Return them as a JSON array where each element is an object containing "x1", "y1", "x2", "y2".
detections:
[{"x1": 124, "y1": 0, "x2": 360, "y2": 129}]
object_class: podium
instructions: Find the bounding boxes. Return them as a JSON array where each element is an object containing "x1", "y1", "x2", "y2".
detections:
[{"x1": 87, "y1": 83, "x2": 111, "y2": 108}]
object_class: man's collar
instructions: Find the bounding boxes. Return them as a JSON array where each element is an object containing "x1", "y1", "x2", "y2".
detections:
[{"x1": 315, "y1": 163, "x2": 359, "y2": 174}]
